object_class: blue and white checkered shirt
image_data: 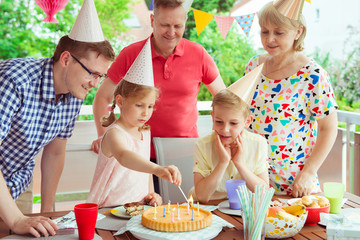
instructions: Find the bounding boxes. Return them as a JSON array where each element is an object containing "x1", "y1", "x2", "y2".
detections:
[{"x1": 0, "y1": 57, "x2": 83, "y2": 200}]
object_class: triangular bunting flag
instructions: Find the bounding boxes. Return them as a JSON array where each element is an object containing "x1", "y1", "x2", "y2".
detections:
[
  {"x1": 305, "y1": 0, "x2": 311, "y2": 3},
  {"x1": 214, "y1": 15, "x2": 235, "y2": 39},
  {"x1": 192, "y1": 8, "x2": 214, "y2": 36},
  {"x1": 235, "y1": 13, "x2": 255, "y2": 37}
]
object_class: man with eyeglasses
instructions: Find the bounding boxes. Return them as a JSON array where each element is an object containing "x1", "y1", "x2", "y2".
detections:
[{"x1": 0, "y1": 0, "x2": 114, "y2": 237}]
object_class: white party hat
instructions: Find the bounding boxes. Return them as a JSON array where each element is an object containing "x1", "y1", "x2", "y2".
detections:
[
  {"x1": 123, "y1": 38, "x2": 154, "y2": 87},
  {"x1": 227, "y1": 64, "x2": 264, "y2": 104},
  {"x1": 273, "y1": 0, "x2": 305, "y2": 20},
  {"x1": 69, "y1": 0, "x2": 105, "y2": 42},
  {"x1": 182, "y1": 0, "x2": 194, "y2": 13}
]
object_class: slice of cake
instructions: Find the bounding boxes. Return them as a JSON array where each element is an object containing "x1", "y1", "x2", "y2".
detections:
[{"x1": 124, "y1": 202, "x2": 144, "y2": 216}]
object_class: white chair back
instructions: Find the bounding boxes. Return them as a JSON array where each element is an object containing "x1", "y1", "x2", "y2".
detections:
[{"x1": 153, "y1": 137, "x2": 198, "y2": 203}]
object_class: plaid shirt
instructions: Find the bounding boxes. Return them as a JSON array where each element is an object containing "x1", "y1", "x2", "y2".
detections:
[{"x1": 0, "y1": 57, "x2": 83, "y2": 200}]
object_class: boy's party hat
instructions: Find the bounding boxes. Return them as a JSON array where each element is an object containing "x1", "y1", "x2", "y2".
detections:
[
  {"x1": 69, "y1": 0, "x2": 105, "y2": 42},
  {"x1": 123, "y1": 38, "x2": 154, "y2": 87},
  {"x1": 182, "y1": 0, "x2": 194, "y2": 13},
  {"x1": 227, "y1": 64, "x2": 263, "y2": 105},
  {"x1": 273, "y1": 0, "x2": 305, "y2": 20}
]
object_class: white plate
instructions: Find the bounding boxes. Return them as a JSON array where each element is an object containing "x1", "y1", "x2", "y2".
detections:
[
  {"x1": 111, "y1": 205, "x2": 151, "y2": 219},
  {"x1": 217, "y1": 200, "x2": 242, "y2": 216},
  {"x1": 127, "y1": 214, "x2": 225, "y2": 240}
]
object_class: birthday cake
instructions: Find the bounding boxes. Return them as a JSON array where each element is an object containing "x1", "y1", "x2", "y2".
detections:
[{"x1": 141, "y1": 204, "x2": 212, "y2": 232}]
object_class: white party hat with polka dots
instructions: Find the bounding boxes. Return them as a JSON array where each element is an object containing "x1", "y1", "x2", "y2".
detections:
[
  {"x1": 123, "y1": 38, "x2": 154, "y2": 87},
  {"x1": 182, "y1": 0, "x2": 194, "y2": 13},
  {"x1": 69, "y1": 0, "x2": 105, "y2": 42},
  {"x1": 273, "y1": 0, "x2": 305, "y2": 20},
  {"x1": 227, "y1": 64, "x2": 263, "y2": 105}
]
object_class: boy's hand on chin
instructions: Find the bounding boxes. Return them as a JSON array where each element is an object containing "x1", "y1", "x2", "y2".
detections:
[
  {"x1": 231, "y1": 133, "x2": 245, "y2": 166},
  {"x1": 215, "y1": 133, "x2": 231, "y2": 164}
]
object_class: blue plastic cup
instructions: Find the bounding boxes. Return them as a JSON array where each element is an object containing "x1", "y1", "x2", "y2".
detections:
[{"x1": 226, "y1": 179, "x2": 246, "y2": 210}]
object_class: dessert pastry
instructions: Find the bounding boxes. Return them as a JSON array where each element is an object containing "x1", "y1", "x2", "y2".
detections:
[
  {"x1": 301, "y1": 196, "x2": 312, "y2": 206},
  {"x1": 124, "y1": 202, "x2": 144, "y2": 216},
  {"x1": 308, "y1": 201, "x2": 320, "y2": 208},
  {"x1": 142, "y1": 204, "x2": 212, "y2": 232},
  {"x1": 318, "y1": 197, "x2": 330, "y2": 207}
]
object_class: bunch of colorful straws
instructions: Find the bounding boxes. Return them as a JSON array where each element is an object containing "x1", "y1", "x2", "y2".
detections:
[{"x1": 236, "y1": 185, "x2": 275, "y2": 240}]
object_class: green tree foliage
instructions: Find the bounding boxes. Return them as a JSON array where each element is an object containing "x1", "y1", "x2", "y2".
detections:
[
  {"x1": 0, "y1": 0, "x2": 132, "y2": 60},
  {"x1": 188, "y1": 21, "x2": 257, "y2": 101},
  {"x1": 313, "y1": 27, "x2": 360, "y2": 108}
]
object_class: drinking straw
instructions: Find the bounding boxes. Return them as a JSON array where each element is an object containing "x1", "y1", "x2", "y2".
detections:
[
  {"x1": 250, "y1": 188, "x2": 275, "y2": 240},
  {"x1": 236, "y1": 185, "x2": 275, "y2": 240}
]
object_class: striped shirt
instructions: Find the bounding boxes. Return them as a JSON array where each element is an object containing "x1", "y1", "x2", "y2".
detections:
[{"x1": 0, "y1": 57, "x2": 83, "y2": 199}]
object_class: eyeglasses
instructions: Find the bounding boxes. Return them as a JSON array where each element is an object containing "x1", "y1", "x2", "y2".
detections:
[{"x1": 71, "y1": 54, "x2": 107, "y2": 82}]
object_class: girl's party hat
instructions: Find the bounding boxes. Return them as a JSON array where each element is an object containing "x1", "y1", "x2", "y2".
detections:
[
  {"x1": 69, "y1": 0, "x2": 105, "y2": 42},
  {"x1": 273, "y1": 0, "x2": 305, "y2": 20},
  {"x1": 227, "y1": 64, "x2": 263, "y2": 105},
  {"x1": 182, "y1": 0, "x2": 194, "y2": 13},
  {"x1": 123, "y1": 38, "x2": 154, "y2": 87}
]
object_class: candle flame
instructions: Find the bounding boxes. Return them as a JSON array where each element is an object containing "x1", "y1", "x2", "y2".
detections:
[{"x1": 189, "y1": 195, "x2": 194, "y2": 207}]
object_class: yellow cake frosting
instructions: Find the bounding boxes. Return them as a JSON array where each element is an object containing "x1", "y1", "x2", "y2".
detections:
[{"x1": 141, "y1": 204, "x2": 212, "y2": 232}]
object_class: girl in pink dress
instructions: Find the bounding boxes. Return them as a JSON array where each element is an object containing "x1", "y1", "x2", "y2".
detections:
[{"x1": 87, "y1": 80, "x2": 181, "y2": 207}]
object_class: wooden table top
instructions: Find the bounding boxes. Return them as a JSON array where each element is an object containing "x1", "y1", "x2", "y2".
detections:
[{"x1": 1, "y1": 192, "x2": 359, "y2": 239}]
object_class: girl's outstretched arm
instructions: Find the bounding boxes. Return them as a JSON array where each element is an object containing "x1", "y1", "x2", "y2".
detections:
[{"x1": 103, "y1": 128, "x2": 182, "y2": 186}]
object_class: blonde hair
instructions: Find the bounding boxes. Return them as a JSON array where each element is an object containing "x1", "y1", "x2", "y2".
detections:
[
  {"x1": 258, "y1": 2, "x2": 306, "y2": 52},
  {"x1": 101, "y1": 80, "x2": 159, "y2": 130},
  {"x1": 212, "y1": 89, "x2": 251, "y2": 120}
]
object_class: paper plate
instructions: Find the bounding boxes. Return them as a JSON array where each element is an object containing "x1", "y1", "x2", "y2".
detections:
[
  {"x1": 111, "y1": 205, "x2": 151, "y2": 219},
  {"x1": 217, "y1": 200, "x2": 242, "y2": 216},
  {"x1": 126, "y1": 214, "x2": 231, "y2": 240}
]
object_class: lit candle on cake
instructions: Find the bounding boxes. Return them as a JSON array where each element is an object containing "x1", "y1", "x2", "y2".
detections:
[{"x1": 189, "y1": 195, "x2": 194, "y2": 208}]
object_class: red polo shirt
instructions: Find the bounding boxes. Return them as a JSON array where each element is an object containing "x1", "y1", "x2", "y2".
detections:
[{"x1": 107, "y1": 36, "x2": 219, "y2": 158}]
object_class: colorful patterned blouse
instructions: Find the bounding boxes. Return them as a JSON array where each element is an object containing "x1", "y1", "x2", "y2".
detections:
[{"x1": 245, "y1": 55, "x2": 338, "y2": 195}]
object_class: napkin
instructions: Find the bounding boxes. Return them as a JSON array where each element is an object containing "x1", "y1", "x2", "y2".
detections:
[
  {"x1": 52, "y1": 211, "x2": 105, "y2": 229},
  {"x1": 320, "y1": 208, "x2": 360, "y2": 226}
]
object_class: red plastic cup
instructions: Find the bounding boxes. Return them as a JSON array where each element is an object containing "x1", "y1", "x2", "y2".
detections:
[{"x1": 74, "y1": 203, "x2": 98, "y2": 240}]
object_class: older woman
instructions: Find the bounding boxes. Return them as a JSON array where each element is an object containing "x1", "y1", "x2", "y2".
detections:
[{"x1": 245, "y1": 2, "x2": 338, "y2": 197}]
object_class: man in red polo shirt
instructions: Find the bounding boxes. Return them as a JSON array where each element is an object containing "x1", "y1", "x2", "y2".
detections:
[{"x1": 91, "y1": 0, "x2": 225, "y2": 161}]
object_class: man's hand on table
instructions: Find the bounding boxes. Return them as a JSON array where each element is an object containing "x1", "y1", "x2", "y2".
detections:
[{"x1": 11, "y1": 215, "x2": 58, "y2": 238}]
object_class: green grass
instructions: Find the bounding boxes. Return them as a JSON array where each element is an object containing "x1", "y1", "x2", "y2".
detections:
[{"x1": 33, "y1": 192, "x2": 89, "y2": 204}]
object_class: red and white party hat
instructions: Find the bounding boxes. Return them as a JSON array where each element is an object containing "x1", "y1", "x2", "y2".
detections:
[
  {"x1": 227, "y1": 64, "x2": 263, "y2": 104},
  {"x1": 69, "y1": 0, "x2": 105, "y2": 42},
  {"x1": 123, "y1": 38, "x2": 154, "y2": 87}
]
